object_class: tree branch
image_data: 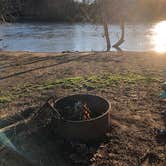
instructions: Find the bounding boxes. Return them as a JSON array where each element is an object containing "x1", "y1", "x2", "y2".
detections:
[{"x1": 113, "y1": 19, "x2": 125, "y2": 48}]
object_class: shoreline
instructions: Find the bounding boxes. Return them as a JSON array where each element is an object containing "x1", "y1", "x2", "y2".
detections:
[{"x1": 1, "y1": 50, "x2": 166, "y2": 54}]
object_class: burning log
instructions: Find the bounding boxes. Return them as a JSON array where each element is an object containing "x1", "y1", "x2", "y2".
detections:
[
  {"x1": 62, "y1": 101, "x2": 92, "y2": 121},
  {"x1": 83, "y1": 103, "x2": 91, "y2": 120}
]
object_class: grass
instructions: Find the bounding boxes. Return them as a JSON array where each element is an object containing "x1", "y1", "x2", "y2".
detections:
[
  {"x1": 38, "y1": 77, "x2": 84, "y2": 90},
  {"x1": 37, "y1": 73, "x2": 160, "y2": 90},
  {"x1": 0, "y1": 73, "x2": 160, "y2": 104},
  {"x1": 0, "y1": 96, "x2": 11, "y2": 103}
]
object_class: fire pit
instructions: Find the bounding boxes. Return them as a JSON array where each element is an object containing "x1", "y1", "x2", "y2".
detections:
[{"x1": 50, "y1": 94, "x2": 111, "y2": 141}]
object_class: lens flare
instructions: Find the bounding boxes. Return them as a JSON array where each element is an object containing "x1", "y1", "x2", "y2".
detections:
[
  {"x1": 0, "y1": 132, "x2": 17, "y2": 151},
  {"x1": 152, "y1": 21, "x2": 166, "y2": 53}
]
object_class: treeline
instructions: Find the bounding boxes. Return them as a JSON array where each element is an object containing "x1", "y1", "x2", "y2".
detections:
[
  {"x1": 20, "y1": 0, "x2": 99, "y2": 22},
  {"x1": 1, "y1": 0, "x2": 166, "y2": 23},
  {"x1": 94, "y1": 0, "x2": 166, "y2": 22},
  {"x1": 135, "y1": 0, "x2": 166, "y2": 21}
]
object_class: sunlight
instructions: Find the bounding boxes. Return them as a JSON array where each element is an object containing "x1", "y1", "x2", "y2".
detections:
[
  {"x1": 0, "y1": 132, "x2": 17, "y2": 151},
  {"x1": 152, "y1": 21, "x2": 166, "y2": 53}
]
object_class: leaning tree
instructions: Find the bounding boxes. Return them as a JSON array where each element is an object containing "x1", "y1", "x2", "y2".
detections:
[{"x1": 96, "y1": 0, "x2": 127, "y2": 51}]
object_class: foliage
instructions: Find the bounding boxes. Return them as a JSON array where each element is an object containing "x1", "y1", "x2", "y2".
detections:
[
  {"x1": 95, "y1": 0, "x2": 166, "y2": 22},
  {"x1": 0, "y1": 0, "x2": 22, "y2": 22},
  {"x1": 1, "y1": 0, "x2": 166, "y2": 22},
  {"x1": 0, "y1": 0, "x2": 8, "y2": 22}
]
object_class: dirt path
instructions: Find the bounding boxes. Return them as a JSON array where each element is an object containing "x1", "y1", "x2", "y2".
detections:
[{"x1": 0, "y1": 51, "x2": 166, "y2": 166}]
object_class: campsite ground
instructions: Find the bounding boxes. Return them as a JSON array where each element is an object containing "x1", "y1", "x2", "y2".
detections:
[{"x1": 0, "y1": 51, "x2": 165, "y2": 166}]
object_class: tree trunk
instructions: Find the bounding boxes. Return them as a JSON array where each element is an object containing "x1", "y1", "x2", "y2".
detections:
[
  {"x1": 113, "y1": 19, "x2": 125, "y2": 49},
  {"x1": 1, "y1": 15, "x2": 6, "y2": 22},
  {"x1": 99, "y1": 0, "x2": 111, "y2": 51},
  {"x1": 103, "y1": 19, "x2": 111, "y2": 51}
]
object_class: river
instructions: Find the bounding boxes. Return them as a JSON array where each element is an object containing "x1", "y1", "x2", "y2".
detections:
[{"x1": 0, "y1": 21, "x2": 166, "y2": 53}]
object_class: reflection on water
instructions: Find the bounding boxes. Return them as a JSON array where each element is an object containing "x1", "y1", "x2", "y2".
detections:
[
  {"x1": 152, "y1": 21, "x2": 166, "y2": 53},
  {"x1": 0, "y1": 21, "x2": 166, "y2": 52}
]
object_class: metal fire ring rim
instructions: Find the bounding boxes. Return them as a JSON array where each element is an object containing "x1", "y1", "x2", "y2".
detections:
[{"x1": 54, "y1": 94, "x2": 111, "y2": 123}]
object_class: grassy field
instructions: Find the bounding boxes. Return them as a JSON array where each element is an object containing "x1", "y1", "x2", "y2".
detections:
[{"x1": 0, "y1": 51, "x2": 166, "y2": 166}]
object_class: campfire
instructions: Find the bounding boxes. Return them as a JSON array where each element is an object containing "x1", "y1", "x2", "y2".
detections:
[
  {"x1": 61, "y1": 101, "x2": 92, "y2": 121},
  {"x1": 50, "y1": 94, "x2": 111, "y2": 141},
  {"x1": 83, "y1": 103, "x2": 91, "y2": 120}
]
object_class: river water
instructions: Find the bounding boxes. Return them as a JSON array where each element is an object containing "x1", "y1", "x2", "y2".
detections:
[{"x1": 0, "y1": 21, "x2": 166, "y2": 52}]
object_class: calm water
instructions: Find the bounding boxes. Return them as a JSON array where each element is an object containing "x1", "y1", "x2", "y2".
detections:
[{"x1": 0, "y1": 22, "x2": 166, "y2": 52}]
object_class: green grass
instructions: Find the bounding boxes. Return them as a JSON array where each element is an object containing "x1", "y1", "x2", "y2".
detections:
[
  {"x1": 0, "y1": 96, "x2": 11, "y2": 103},
  {"x1": 0, "y1": 73, "x2": 160, "y2": 104},
  {"x1": 37, "y1": 73, "x2": 160, "y2": 90},
  {"x1": 38, "y1": 77, "x2": 84, "y2": 90}
]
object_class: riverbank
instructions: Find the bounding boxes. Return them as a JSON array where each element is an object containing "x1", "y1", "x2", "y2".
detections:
[{"x1": 0, "y1": 51, "x2": 166, "y2": 165}]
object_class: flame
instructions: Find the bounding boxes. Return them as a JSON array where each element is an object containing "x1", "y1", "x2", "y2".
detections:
[{"x1": 83, "y1": 104, "x2": 91, "y2": 120}]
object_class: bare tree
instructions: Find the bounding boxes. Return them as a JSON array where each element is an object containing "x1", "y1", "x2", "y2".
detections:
[
  {"x1": 0, "y1": 0, "x2": 8, "y2": 22},
  {"x1": 102, "y1": 15, "x2": 111, "y2": 51},
  {"x1": 97, "y1": 0, "x2": 111, "y2": 51},
  {"x1": 113, "y1": 18, "x2": 125, "y2": 49},
  {"x1": 0, "y1": 0, "x2": 23, "y2": 22},
  {"x1": 97, "y1": 0, "x2": 125, "y2": 51}
]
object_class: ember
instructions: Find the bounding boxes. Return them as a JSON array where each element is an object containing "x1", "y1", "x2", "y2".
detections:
[{"x1": 83, "y1": 103, "x2": 91, "y2": 120}]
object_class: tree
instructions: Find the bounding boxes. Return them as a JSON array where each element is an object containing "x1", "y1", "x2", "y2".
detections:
[
  {"x1": 0, "y1": 0, "x2": 23, "y2": 22},
  {"x1": 112, "y1": 19, "x2": 125, "y2": 50},
  {"x1": 96, "y1": 0, "x2": 125, "y2": 51},
  {"x1": 0, "y1": 0, "x2": 8, "y2": 22},
  {"x1": 96, "y1": 0, "x2": 111, "y2": 51}
]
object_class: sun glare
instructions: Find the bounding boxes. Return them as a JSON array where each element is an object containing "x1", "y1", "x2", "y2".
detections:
[{"x1": 152, "y1": 21, "x2": 166, "y2": 53}]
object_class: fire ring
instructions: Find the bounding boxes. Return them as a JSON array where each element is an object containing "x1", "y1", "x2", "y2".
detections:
[{"x1": 51, "y1": 94, "x2": 111, "y2": 141}]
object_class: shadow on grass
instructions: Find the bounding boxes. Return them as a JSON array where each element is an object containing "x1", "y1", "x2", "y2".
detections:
[
  {"x1": 0, "y1": 53, "x2": 122, "y2": 81},
  {"x1": 0, "y1": 105, "x2": 103, "y2": 166}
]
